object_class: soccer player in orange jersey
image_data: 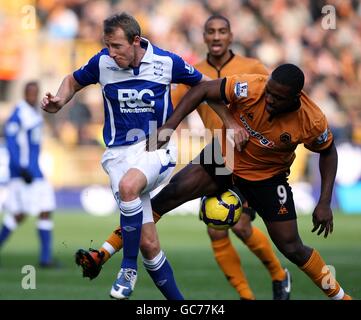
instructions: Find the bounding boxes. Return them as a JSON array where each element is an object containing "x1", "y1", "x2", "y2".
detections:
[
  {"x1": 155, "y1": 63, "x2": 352, "y2": 300},
  {"x1": 166, "y1": 15, "x2": 290, "y2": 299},
  {"x1": 75, "y1": 15, "x2": 291, "y2": 300}
]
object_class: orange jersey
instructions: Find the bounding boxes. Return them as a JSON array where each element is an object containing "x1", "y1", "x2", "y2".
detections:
[
  {"x1": 223, "y1": 74, "x2": 333, "y2": 181},
  {"x1": 171, "y1": 53, "x2": 268, "y2": 132}
]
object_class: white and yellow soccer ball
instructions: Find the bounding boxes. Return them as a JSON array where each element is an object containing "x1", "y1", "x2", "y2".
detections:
[{"x1": 199, "y1": 190, "x2": 242, "y2": 230}]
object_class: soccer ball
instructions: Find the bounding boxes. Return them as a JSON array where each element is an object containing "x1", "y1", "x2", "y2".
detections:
[{"x1": 199, "y1": 190, "x2": 242, "y2": 230}]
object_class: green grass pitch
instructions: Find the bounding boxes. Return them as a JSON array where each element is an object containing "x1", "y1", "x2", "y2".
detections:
[{"x1": 0, "y1": 211, "x2": 360, "y2": 300}]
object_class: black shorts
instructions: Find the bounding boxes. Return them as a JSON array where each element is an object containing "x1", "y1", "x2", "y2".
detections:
[
  {"x1": 191, "y1": 138, "x2": 232, "y2": 193},
  {"x1": 233, "y1": 173, "x2": 297, "y2": 222},
  {"x1": 192, "y1": 138, "x2": 256, "y2": 221}
]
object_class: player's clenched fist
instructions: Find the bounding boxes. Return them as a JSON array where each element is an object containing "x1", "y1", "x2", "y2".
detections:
[{"x1": 41, "y1": 92, "x2": 63, "y2": 113}]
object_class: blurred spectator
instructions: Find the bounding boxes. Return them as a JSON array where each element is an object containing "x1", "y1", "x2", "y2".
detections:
[
  {"x1": 0, "y1": 17, "x2": 22, "y2": 101},
  {"x1": 68, "y1": 96, "x2": 98, "y2": 145},
  {"x1": 45, "y1": 3, "x2": 79, "y2": 39},
  {"x1": 26, "y1": 0, "x2": 361, "y2": 145},
  {"x1": 310, "y1": 81, "x2": 351, "y2": 143},
  {"x1": 1, "y1": 0, "x2": 361, "y2": 148}
]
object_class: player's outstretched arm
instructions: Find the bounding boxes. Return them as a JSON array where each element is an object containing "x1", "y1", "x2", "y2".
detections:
[
  {"x1": 312, "y1": 141, "x2": 338, "y2": 238},
  {"x1": 207, "y1": 99, "x2": 249, "y2": 152},
  {"x1": 41, "y1": 74, "x2": 83, "y2": 113},
  {"x1": 156, "y1": 79, "x2": 248, "y2": 151},
  {"x1": 166, "y1": 79, "x2": 222, "y2": 130}
]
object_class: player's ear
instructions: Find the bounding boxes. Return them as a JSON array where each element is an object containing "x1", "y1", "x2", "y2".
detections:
[{"x1": 133, "y1": 35, "x2": 141, "y2": 45}]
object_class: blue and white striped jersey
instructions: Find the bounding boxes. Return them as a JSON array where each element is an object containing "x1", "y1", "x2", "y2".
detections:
[
  {"x1": 73, "y1": 38, "x2": 202, "y2": 147},
  {"x1": 4, "y1": 100, "x2": 43, "y2": 179}
]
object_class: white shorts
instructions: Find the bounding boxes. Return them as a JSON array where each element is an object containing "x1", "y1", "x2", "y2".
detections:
[
  {"x1": 101, "y1": 140, "x2": 177, "y2": 224},
  {"x1": 4, "y1": 178, "x2": 56, "y2": 216}
]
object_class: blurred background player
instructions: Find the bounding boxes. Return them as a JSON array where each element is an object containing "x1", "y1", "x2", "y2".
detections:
[
  {"x1": 0, "y1": 81, "x2": 56, "y2": 267},
  {"x1": 75, "y1": 15, "x2": 290, "y2": 300}
]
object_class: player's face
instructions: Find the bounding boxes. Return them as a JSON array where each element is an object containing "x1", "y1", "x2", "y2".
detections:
[
  {"x1": 103, "y1": 28, "x2": 137, "y2": 68},
  {"x1": 203, "y1": 19, "x2": 233, "y2": 58},
  {"x1": 25, "y1": 84, "x2": 39, "y2": 107},
  {"x1": 265, "y1": 78, "x2": 298, "y2": 116}
]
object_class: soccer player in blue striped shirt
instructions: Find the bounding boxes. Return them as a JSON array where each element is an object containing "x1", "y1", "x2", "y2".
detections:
[{"x1": 41, "y1": 12, "x2": 243, "y2": 300}]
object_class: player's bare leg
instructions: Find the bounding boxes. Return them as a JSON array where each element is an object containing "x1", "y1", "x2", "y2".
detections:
[
  {"x1": 265, "y1": 219, "x2": 351, "y2": 300},
  {"x1": 231, "y1": 213, "x2": 290, "y2": 300},
  {"x1": 0, "y1": 213, "x2": 26, "y2": 249},
  {"x1": 139, "y1": 222, "x2": 184, "y2": 300},
  {"x1": 208, "y1": 226, "x2": 255, "y2": 300},
  {"x1": 109, "y1": 168, "x2": 147, "y2": 299}
]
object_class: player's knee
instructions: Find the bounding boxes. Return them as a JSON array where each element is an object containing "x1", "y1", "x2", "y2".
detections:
[
  {"x1": 207, "y1": 226, "x2": 228, "y2": 241},
  {"x1": 140, "y1": 237, "x2": 160, "y2": 259},
  {"x1": 279, "y1": 242, "x2": 306, "y2": 264},
  {"x1": 118, "y1": 179, "x2": 139, "y2": 201}
]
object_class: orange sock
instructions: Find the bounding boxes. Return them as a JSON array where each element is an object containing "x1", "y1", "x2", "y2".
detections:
[
  {"x1": 243, "y1": 226, "x2": 285, "y2": 281},
  {"x1": 211, "y1": 237, "x2": 255, "y2": 300},
  {"x1": 300, "y1": 249, "x2": 350, "y2": 299},
  {"x1": 99, "y1": 211, "x2": 162, "y2": 263},
  {"x1": 98, "y1": 227, "x2": 122, "y2": 263}
]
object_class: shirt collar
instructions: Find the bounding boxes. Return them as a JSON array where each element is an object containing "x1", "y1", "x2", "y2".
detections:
[
  {"x1": 18, "y1": 100, "x2": 38, "y2": 113},
  {"x1": 140, "y1": 37, "x2": 153, "y2": 63}
]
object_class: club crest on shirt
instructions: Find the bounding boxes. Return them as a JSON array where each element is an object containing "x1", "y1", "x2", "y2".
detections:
[
  {"x1": 107, "y1": 66, "x2": 121, "y2": 72},
  {"x1": 234, "y1": 82, "x2": 248, "y2": 97},
  {"x1": 278, "y1": 204, "x2": 288, "y2": 215},
  {"x1": 280, "y1": 132, "x2": 291, "y2": 144},
  {"x1": 154, "y1": 61, "x2": 164, "y2": 76}
]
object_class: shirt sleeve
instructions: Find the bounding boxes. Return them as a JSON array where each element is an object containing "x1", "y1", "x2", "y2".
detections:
[
  {"x1": 73, "y1": 51, "x2": 102, "y2": 86},
  {"x1": 224, "y1": 74, "x2": 267, "y2": 107},
  {"x1": 253, "y1": 61, "x2": 269, "y2": 75},
  {"x1": 171, "y1": 54, "x2": 202, "y2": 86},
  {"x1": 225, "y1": 74, "x2": 250, "y2": 105},
  {"x1": 304, "y1": 115, "x2": 334, "y2": 152}
]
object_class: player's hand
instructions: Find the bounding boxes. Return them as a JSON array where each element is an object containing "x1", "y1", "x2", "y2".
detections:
[
  {"x1": 226, "y1": 122, "x2": 249, "y2": 152},
  {"x1": 234, "y1": 127, "x2": 249, "y2": 152},
  {"x1": 41, "y1": 92, "x2": 63, "y2": 113},
  {"x1": 19, "y1": 169, "x2": 33, "y2": 184},
  {"x1": 311, "y1": 203, "x2": 333, "y2": 238}
]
